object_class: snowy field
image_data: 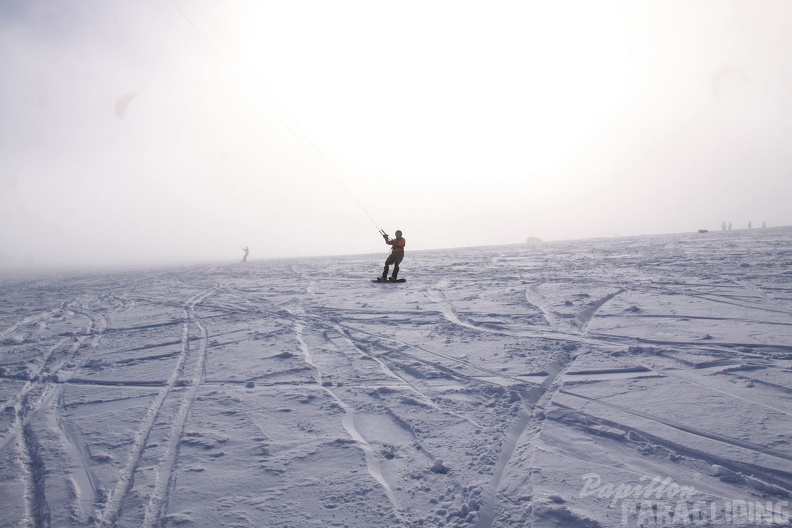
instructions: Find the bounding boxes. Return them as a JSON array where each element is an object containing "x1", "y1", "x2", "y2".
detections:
[{"x1": 1, "y1": 228, "x2": 791, "y2": 528}]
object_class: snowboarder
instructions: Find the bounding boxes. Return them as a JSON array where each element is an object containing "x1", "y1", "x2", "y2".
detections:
[
  {"x1": 379, "y1": 230, "x2": 405, "y2": 282},
  {"x1": 241, "y1": 246, "x2": 249, "y2": 262}
]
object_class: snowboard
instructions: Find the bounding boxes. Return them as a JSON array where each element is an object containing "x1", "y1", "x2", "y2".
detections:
[{"x1": 371, "y1": 278, "x2": 407, "y2": 283}]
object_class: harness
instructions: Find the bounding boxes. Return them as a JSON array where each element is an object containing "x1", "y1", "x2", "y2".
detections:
[{"x1": 391, "y1": 237, "x2": 405, "y2": 252}]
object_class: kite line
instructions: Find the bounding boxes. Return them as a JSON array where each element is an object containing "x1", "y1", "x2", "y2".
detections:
[{"x1": 167, "y1": 0, "x2": 384, "y2": 233}]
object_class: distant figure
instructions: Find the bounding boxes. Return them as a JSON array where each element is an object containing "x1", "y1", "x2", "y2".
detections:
[
  {"x1": 748, "y1": 221, "x2": 752, "y2": 229},
  {"x1": 242, "y1": 246, "x2": 249, "y2": 262},
  {"x1": 722, "y1": 221, "x2": 726, "y2": 231},
  {"x1": 379, "y1": 230, "x2": 405, "y2": 281},
  {"x1": 762, "y1": 221, "x2": 767, "y2": 228},
  {"x1": 728, "y1": 221, "x2": 732, "y2": 231}
]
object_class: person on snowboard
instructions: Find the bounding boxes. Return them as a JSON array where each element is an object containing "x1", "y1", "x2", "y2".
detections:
[{"x1": 380, "y1": 230, "x2": 405, "y2": 281}]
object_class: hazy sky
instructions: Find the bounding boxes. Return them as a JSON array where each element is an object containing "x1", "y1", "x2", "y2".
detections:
[{"x1": 2, "y1": 0, "x2": 791, "y2": 268}]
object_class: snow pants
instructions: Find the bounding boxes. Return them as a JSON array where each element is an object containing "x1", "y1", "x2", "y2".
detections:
[{"x1": 382, "y1": 252, "x2": 404, "y2": 280}]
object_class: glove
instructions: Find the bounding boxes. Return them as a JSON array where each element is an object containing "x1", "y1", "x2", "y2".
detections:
[{"x1": 382, "y1": 233, "x2": 389, "y2": 239}]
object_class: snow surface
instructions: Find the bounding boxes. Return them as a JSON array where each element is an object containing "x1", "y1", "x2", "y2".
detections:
[{"x1": 1, "y1": 228, "x2": 791, "y2": 528}]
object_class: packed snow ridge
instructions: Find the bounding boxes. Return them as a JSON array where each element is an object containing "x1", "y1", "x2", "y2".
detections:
[{"x1": 1, "y1": 227, "x2": 791, "y2": 527}]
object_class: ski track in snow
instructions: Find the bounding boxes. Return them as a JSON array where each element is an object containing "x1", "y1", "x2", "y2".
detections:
[
  {"x1": 474, "y1": 354, "x2": 572, "y2": 528},
  {"x1": 524, "y1": 282, "x2": 561, "y2": 331},
  {"x1": 573, "y1": 288, "x2": 625, "y2": 334},
  {"x1": 140, "y1": 288, "x2": 216, "y2": 528},
  {"x1": 292, "y1": 317, "x2": 403, "y2": 517},
  {"x1": 0, "y1": 300, "x2": 101, "y2": 528},
  {"x1": 1, "y1": 228, "x2": 791, "y2": 527},
  {"x1": 96, "y1": 287, "x2": 217, "y2": 528},
  {"x1": 325, "y1": 321, "x2": 482, "y2": 427}
]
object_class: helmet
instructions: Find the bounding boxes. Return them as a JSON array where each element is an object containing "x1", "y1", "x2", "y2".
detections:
[{"x1": 395, "y1": 230, "x2": 402, "y2": 237}]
